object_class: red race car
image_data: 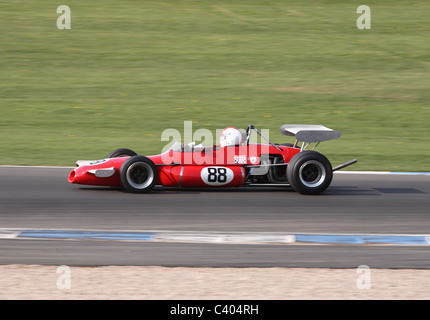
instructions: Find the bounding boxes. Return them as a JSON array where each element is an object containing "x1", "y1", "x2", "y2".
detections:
[{"x1": 68, "y1": 124, "x2": 356, "y2": 195}]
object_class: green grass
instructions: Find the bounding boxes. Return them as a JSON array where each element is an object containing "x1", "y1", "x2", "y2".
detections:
[{"x1": 1, "y1": 0, "x2": 429, "y2": 170}]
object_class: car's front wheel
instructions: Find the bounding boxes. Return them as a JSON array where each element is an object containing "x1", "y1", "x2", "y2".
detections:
[
  {"x1": 286, "y1": 151, "x2": 332, "y2": 195},
  {"x1": 120, "y1": 155, "x2": 158, "y2": 193},
  {"x1": 107, "y1": 148, "x2": 137, "y2": 158}
]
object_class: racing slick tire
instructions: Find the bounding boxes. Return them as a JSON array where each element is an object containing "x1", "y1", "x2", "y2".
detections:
[
  {"x1": 120, "y1": 155, "x2": 158, "y2": 193},
  {"x1": 286, "y1": 151, "x2": 332, "y2": 195},
  {"x1": 107, "y1": 148, "x2": 137, "y2": 158}
]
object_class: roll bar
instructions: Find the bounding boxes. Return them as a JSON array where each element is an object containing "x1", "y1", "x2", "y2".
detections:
[{"x1": 245, "y1": 125, "x2": 282, "y2": 151}]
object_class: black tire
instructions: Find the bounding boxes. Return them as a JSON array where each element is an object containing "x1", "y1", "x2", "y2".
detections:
[
  {"x1": 120, "y1": 156, "x2": 158, "y2": 193},
  {"x1": 286, "y1": 151, "x2": 333, "y2": 195},
  {"x1": 107, "y1": 148, "x2": 137, "y2": 158}
]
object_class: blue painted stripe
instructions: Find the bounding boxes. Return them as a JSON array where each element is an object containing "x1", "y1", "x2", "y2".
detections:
[
  {"x1": 335, "y1": 171, "x2": 430, "y2": 175},
  {"x1": 389, "y1": 172, "x2": 430, "y2": 175},
  {"x1": 12, "y1": 229, "x2": 430, "y2": 245},
  {"x1": 18, "y1": 230, "x2": 155, "y2": 241},
  {"x1": 295, "y1": 234, "x2": 428, "y2": 245}
]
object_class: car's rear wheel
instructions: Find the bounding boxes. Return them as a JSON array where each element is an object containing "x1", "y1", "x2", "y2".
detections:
[
  {"x1": 120, "y1": 156, "x2": 158, "y2": 193},
  {"x1": 107, "y1": 148, "x2": 137, "y2": 158},
  {"x1": 286, "y1": 151, "x2": 332, "y2": 195}
]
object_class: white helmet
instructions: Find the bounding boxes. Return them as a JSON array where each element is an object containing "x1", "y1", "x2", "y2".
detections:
[{"x1": 219, "y1": 127, "x2": 243, "y2": 147}]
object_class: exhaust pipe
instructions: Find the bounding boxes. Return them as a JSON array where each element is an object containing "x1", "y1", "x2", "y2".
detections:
[{"x1": 333, "y1": 159, "x2": 357, "y2": 172}]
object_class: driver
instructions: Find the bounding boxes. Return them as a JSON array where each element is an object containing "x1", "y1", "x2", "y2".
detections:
[{"x1": 219, "y1": 127, "x2": 243, "y2": 147}]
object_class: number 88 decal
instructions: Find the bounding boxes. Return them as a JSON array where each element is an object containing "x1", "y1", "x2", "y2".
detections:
[
  {"x1": 201, "y1": 167, "x2": 234, "y2": 186},
  {"x1": 208, "y1": 167, "x2": 227, "y2": 183}
]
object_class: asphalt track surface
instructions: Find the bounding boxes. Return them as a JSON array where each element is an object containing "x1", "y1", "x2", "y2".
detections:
[{"x1": 0, "y1": 166, "x2": 430, "y2": 268}]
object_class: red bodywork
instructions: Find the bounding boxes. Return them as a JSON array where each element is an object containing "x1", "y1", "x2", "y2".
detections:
[{"x1": 68, "y1": 143, "x2": 301, "y2": 189}]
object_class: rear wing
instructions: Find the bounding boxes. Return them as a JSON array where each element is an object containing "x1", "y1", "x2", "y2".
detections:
[
  {"x1": 280, "y1": 124, "x2": 356, "y2": 170},
  {"x1": 280, "y1": 124, "x2": 342, "y2": 143}
]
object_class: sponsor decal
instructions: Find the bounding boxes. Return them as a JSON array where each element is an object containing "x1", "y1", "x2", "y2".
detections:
[{"x1": 234, "y1": 155, "x2": 247, "y2": 164}]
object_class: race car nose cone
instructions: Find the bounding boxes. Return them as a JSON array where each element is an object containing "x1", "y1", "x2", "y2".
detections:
[
  {"x1": 68, "y1": 168, "x2": 89, "y2": 185},
  {"x1": 68, "y1": 169, "x2": 77, "y2": 183}
]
